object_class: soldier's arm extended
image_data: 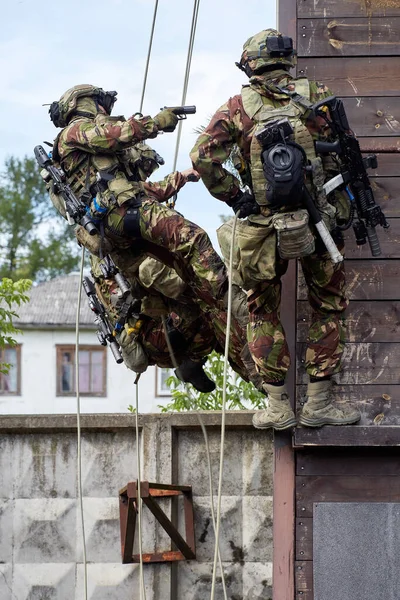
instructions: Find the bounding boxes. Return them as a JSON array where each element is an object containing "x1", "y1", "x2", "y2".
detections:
[
  {"x1": 143, "y1": 168, "x2": 199, "y2": 203},
  {"x1": 62, "y1": 111, "x2": 175, "y2": 154},
  {"x1": 190, "y1": 99, "x2": 243, "y2": 203}
]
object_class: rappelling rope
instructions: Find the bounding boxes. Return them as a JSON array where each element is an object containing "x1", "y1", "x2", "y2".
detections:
[
  {"x1": 210, "y1": 212, "x2": 238, "y2": 600},
  {"x1": 161, "y1": 315, "x2": 228, "y2": 600},
  {"x1": 75, "y1": 245, "x2": 88, "y2": 600},
  {"x1": 134, "y1": 376, "x2": 147, "y2": 600},
  {"x1": 139, "y1": 0, "x2": 159, "y2": 114}
]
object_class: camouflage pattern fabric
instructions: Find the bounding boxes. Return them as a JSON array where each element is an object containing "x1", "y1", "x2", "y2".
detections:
[{"x1": 190, "y1": 69, "x2": 348, "y2": 383}]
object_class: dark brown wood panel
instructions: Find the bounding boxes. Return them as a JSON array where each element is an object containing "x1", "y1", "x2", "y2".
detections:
[
  {"x1": 363, "y1": 153, "x2": 399, "y2": 176},
  {"x1": 298, "y1": 301, "x2": 400, "y2": 342},
  {"x1": 297, "y1": 57, "x2": 400, "y2": 96},
  {"x1": 296, "y1": 517, "x2": 313, "y2": 560},
  {"x1": 296, "y1": 475, "x2": 400, "y2": 516},
  {"x1": 297, "y1": 448, "x2": 400, "y2": 476},
  {"x1": 342, "y1": 97, "x2": 400, "y2": 137},
  {"x1": 299, "y1": 260, "x2": 400, "y2": 300},
  {"x1": 295, "y1": 560, "x2": 313, "y2": 597},
  {"x1": 360, "y1": 137, "x2": 400, "y2": 152},
  {"x1": 298, "y1": 18, "x2": 400, "y2": 57},
  {"x1": 297, "y1": 342, "x2": 400, "y2": 384},
  {"x1": 370, "y1": 178, "x2": 400, "y2": 216},
  {"x1": 297, "y1": 384, "x2": 400, "y2": 426},
  {"x1": 343, "y1": 217, "x2": 399, "y2": 259},
  {"x1": 295, "y1": 424, "x2": 400, "y2": 446},
  {"x1": 298, "y1": 0, "x2": 400, "y2": 18}
]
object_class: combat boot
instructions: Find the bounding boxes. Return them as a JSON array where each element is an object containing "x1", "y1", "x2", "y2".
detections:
[
  {"x1": 175, "y1": 358, "x2": 216, "y2": 393},
  {"x1": 299, "y1": 380, "x2": 361, "y2": 427},
  {"x1": 252, "y1": 383, "x2": 297, "y2": 430}
]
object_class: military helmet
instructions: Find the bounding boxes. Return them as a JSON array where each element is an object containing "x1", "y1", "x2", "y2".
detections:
[
  {"x1": 236, "y1": 29, "x2": 296, "y2": 77},
  {"x1": 49, "y1": 84, "x2": 118, "y2": 127}
]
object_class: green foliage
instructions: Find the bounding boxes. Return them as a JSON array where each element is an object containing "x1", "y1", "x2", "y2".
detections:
[
  {"x1": 0, "y1": 155, "x2": 80, "y2": 282},
  {"x1": 0, "y1": 277, "x2": 31, "y2": 374},
  {"x1": 159, "y1": 351, "x2": 266, "y2": 412}
]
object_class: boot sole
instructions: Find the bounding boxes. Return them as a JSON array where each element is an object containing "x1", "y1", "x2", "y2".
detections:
[
  {"x1": 298, "y1": 415, "x2": 361, "y2": 428},
  {"x1": 253, "y1": 417, "x2": 297, "y2": 431}
]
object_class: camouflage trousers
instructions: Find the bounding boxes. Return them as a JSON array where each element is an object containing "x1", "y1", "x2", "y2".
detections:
[
  {"x1": 247, "y1": 249, "x2": 348, "y2": 384},
  {"x1": 105, "y1": 197, "x2": 227, "y2": 310}
]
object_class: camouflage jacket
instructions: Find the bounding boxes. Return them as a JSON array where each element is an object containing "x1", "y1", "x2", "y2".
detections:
[
  {"x1": 190, "y1": 71, "x2": 337, "y2": 204},
  {"x1": 143, "y1": 171, "x2": 186, "y2": 203}
]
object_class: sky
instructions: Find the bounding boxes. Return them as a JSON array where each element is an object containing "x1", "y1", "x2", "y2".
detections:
[{"x1": 1, "y1": 0, "x2": 277, "y2": 249}]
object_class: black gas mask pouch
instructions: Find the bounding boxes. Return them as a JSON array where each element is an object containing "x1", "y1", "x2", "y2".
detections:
[{"x1": 261, "y1": 141, "x2": 307, "y2": 207}]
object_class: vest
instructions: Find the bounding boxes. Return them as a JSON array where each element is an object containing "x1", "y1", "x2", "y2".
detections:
[{"x1": 241, "y1": 78, "x2": 316, "y2": 212}]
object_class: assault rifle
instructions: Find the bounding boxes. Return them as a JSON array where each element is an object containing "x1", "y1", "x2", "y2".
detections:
[
  {"x1": 82, "y1": 276, "x2": 123, "y2": 364},
  {"x1": 161, "y1": 105, "x2": 196, "y2": 119},
  {"x1": 313, "y1": 96, "x2": 389, "y2": 256},
  {"x1": 34, "y1": 145, "x2": 97, "y2": 236}
]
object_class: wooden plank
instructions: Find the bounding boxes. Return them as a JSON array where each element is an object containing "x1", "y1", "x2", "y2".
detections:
[
  {"x1": 296, "y1": 517, "x2": 313, "y2": 560},
  {"x1": 342, "y1": 217, "x2": 398, "y2": 259},
  {"x1": 297, "y1": 448, "x2": 400, "y2": 476},
  {"x1": 273, "y1": 431, "x2": 295, "y2": 600},
  {"x1": 299, "y1": 260, "x2": 400, "y2": 300},
  {"x1": 298, "y1": 18, "x2": 400, "y2": 57},
  {"x1": 341, "y1": 97, "x2": 400, "y2": 137},
  {"x1": 295, "y1": 560, "x2": 313, "y2": 595},
  {"x1": 279, "y1": 0, "x2": 297, "y2": 41},
  {"x1": 298, "y1": 0, "x2": 400, "y2": 18},
  {"x1": 298, "y1": 301, "x2": 400, "y2": 342},
  {"x1": 364, "y1": 153, "x2": 400, "y2": 177},
  {"x1": 297, "y1": 384, "x2": 400, "y2": 426},
  {"x1": 296, "y1": 475, "x2": 400, "y2": 516},
  {"x1": 360, "y1": 138, "x2": 400, "y2": 152},
  {"x1": 298, "y1": 342, "x2": 400, "y2": 384},
  {"x1": 294, "y1": 425, "x2": 400, "y2": 447},
  {"x1": 297, "y1": 57, "x2": 400, "y2": 96},
  {"x1": 370, "y1": 178, "x2": 400, "y2": 216}
]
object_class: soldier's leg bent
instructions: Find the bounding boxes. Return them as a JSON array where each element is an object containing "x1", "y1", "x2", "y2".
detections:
[{"x1": 298, "y1": 249, "x2": 360, "y2": 426}]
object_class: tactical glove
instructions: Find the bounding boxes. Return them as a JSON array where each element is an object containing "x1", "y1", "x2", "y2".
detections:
[
  {"x1": 228, "y1": 191, "x2": 260, "y2": 219},
  {"x1": 154, "y1": 109, "x2": 179, "y2": 133}
]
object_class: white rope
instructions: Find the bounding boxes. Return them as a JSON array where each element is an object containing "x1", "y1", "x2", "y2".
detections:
[
  {"x1": 135, "y1": 377, "x2": 147, "y2": 600},
  {"x1": 139, "y1": 0, "x2": 159, "y2": 114},
  {"x1": 161, "y1": 316, "x2": 227, "y2": 600},
  {"x1": 172, "y1": 0, "x2": 201, "y2": 172},
  {"x1": 75, "y1": 245, "x2": 88, "y2": 600},
  {"x1": 210, "y1": 213, "x2": 238, "y2": 600}
]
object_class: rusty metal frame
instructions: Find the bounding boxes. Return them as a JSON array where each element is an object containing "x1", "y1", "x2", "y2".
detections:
[{"x1": 119, "y1": 481, "x2": 196, "y2": 564}]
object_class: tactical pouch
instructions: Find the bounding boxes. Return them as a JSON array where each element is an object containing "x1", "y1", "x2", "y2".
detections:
[
  {"x1": 119, "y1": 326, "x2": 149, "y2": 373},
  {"x1": 272, "y1": 209, "x2": 315, "y2": 260}
]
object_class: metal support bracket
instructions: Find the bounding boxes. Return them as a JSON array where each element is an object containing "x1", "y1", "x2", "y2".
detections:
[{"x1": 119, "y1": 481, "x2": 196, "y2": 564}]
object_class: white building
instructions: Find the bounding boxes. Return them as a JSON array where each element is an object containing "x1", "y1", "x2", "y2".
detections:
[{"x1": 0, "y1": 274, "x2": 173, "y2": 414}]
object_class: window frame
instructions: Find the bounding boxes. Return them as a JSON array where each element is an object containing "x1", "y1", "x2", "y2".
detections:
[
  {"x1": 56, "y1": 344, "x2": 107, "y2": 397},
  {"x1": 155, "y1": 366, "x2": 173, "y2": 397},
  {"x1": 0, "y1": 344, "x2": 21, "y2": 396}
]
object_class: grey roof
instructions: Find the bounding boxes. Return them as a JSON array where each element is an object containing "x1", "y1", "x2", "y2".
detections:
[{"x1": 14, "y1": 274, "x2": 95, "y2": 328}]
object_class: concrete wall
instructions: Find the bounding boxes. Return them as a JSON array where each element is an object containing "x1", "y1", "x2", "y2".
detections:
[
  {"x1": 1, "y1": 329, "x2": 171, "y2": 415},
  {"x1": 0, "y1": 412, "x2": 273, "y2": 600}
]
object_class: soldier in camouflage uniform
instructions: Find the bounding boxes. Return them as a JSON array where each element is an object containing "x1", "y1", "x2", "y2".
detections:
[
  {"x1": 48, "y1": 85, "x2": 228, "y2": 313},
  {"x1": 191, "y1": 29, "x2": 361, "y2": 429}
]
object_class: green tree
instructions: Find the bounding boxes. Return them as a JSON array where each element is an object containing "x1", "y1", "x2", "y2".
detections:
[
  {"x1": 159, "y1": 351, "x2": 266, "y2": 412},
  {"x1": 0, "y1": 156, "x2": 80, "y2": 282},
  {"x1": 0, "y1": 278, "x2": 31, "y2": 374}
]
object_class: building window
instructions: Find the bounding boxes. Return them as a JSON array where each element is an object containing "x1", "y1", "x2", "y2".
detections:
[
  {"x1": 0, "y1": 345, "x2": 21, "y2": 395},
  {"x1": 156, "y1": 367, "x2": 173, "y2": 396},
  {"x1": 56, "y1": 345, "x2": 106, "y2": 396}
]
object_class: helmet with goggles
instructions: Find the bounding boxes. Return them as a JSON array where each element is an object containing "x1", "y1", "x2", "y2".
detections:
[
  {"x1": 49, "y1": 84, "x2": 118, "y2": 127},
  {"x1": 236, "y1": 29, "x2": 296, "y2": 77}
]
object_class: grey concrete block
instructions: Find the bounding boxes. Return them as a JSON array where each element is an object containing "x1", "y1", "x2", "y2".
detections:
[
  {"x1": 242, "y1": 496, "x2": 273, "y2": 562},
  {"x1": 75, "y1": 563, "x2": 151, "y2": 600},
  {"x1": 13, "y1": 499, "x2": 76, "y2": 563},
  {"x1": 0, "y1": 563, "x2": 13, "y2": 600},
  {"x1": 242, "y1": 562, "x2": 273, "y2": 599},
  {"x1": 14, "y1": 434, "x2": 77, "y2": 499},
  {"x1": 314, "y1": 502, "x2": 400, "y2": 600},
  {"x1": 242, "y1": 430, "x2": 273, "y2": 496},
  {"x1": 0, "y1": 500, "x2": 14, "y2": 563},
  {"x1": 178, "y1": 430, "x2": 244, "y2": 497},
  {"x1": 81, "y1": 432, "x2": 137, "y2": 497},
  {"x1": 12, "y1": 563, "x2": 75, "y2": 600},
  {"x1": 0, "y1": 437, "x2": 15, "y2": 499},
  {"x1": 177, "y1": 561, "x2": 243, "y2": 600}
]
